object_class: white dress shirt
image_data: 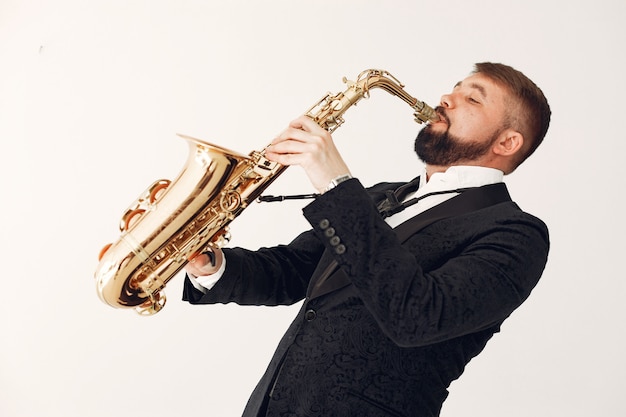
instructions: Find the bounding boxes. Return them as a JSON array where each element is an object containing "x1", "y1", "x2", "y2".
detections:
[{"x1": 190, "y1": 165, "x2": 504, "y2": 292}]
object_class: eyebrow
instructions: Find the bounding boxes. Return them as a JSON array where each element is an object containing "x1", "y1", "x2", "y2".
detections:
[{"x1": 454, "y1": 81, "x2": 488, "y2": 99}]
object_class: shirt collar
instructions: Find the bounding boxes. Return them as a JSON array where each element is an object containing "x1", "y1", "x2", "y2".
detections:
[
  {"x1": 418, "y1": 165, "x2": 504, "y2": 194},
  {"x1": 385, "y1": 166, "x2": 503, "y2": 228}
]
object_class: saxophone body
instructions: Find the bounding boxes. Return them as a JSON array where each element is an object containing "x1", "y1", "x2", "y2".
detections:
[{"x1": 94, "y1": 69, "x2": 437, "y2": 315}]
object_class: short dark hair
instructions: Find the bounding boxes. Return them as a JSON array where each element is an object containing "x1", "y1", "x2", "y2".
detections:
[{"x1": 473, "y1": 62, "x2": 551, "y2": 168}]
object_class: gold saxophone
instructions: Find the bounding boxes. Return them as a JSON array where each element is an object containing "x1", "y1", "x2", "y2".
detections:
[{"x1": 94, "y1": 69, "x2": 437, "y2": 315}]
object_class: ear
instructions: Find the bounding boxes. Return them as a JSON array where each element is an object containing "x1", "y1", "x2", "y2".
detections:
[{"x1": 493, "y1": 129, "x2": 524, "y2": 157}]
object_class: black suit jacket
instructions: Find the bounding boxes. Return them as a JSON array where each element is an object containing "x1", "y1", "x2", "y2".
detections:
[{"x1": 183, "y1": 178, "x2": 549, "y2": 417}]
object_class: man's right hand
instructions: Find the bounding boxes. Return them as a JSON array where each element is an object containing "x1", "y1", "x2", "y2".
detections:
[{"x1": 184, "y1": 248, "x2": 224, "y2": 277}]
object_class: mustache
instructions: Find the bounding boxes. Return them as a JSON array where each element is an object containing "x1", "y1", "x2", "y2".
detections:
[{"x1": 434, "y1": 106, "x2": 450, "y2": 125}]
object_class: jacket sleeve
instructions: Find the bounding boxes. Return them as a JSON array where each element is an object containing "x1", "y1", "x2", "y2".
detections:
[
  {"x1": 183, "y1": 228, "x2": 325, "y2": 306},
  {"x1": 302, "y1": 178, "x2": 550, "y2": 347}
]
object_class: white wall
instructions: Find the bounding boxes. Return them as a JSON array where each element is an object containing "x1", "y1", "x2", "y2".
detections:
[{"x1": 1, "y1": 0, "x2": 624, "y2": 416}]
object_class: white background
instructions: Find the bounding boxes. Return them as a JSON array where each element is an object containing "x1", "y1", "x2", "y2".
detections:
[{"x1": 1, "y1": 1, "x2": 624, "y2": 416}]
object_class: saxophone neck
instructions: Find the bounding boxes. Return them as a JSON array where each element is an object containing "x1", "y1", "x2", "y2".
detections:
[
  {"x1": 306, "y1": 69, "x2": 437, "y2": 132},
  {"x1": 356, "y1": 69, "x2": 439, "y2": 124}
]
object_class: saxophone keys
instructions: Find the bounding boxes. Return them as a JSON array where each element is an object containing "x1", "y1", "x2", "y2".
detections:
[
  {"x1": 134, "y1": 291, "x2": 166, "y2": 316},
  {"x1": 120, "y1": 208, "x2": 146, "y2": 232},
  {"x1": 98, "y1": 243, "x2": 113, "y2": 261},
  {"x1": 148, "y1": 179, "x2": 171, "y2": 203}
]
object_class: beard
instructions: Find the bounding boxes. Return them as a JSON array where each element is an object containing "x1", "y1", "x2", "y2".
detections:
[{"x1": 414, "y1": 112, "x2": 501, "y2": 166}]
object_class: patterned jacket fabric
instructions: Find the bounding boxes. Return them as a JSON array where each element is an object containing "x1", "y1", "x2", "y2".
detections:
[{"x1": 183, "y1": 178, "x2": 549, "y2": 417}]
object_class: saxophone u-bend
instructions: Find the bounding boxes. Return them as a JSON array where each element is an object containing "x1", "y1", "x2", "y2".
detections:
[{"x1": 94, "y1": 69, "x2": 438, "y2": 315}]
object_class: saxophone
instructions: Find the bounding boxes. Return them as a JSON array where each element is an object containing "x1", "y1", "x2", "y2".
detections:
[{"x1": 94, "y1": 69, "x2": 437, "y2": 315}]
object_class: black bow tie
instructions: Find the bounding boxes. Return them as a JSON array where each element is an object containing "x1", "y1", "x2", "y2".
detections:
[
  {"x1": 377, "y1": 176, "x2": 422, "y2": 219},
  {"x1": 377, "y1": 176, "x2": 475, "y2": 219}
]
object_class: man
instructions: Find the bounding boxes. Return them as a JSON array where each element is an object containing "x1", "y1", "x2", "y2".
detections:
[{"x1": 183, "y1": 62, "x2": 551, "y2": 417}]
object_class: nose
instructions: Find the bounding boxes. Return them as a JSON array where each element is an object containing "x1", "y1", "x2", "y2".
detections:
[{"x1": 440, "y1": 93, "x2": 452, "y2": 108}]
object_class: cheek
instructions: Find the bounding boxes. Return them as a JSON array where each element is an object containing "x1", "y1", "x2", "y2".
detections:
[{"x1": 448, "y1": 113, "x2": 491, "y2": 141}]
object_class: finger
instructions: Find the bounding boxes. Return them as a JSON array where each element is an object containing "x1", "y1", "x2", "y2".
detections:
[
  {"x1": 289, "y1": 115, "x2": 324, "y2": 133},
  {"x1": 287, "y1": 115, "x2": 308, "y2": 130},
  {"x1": 186, "y1": 252, "x2": 214, "y2": 276},
  {"x1": 272, "y1": 126, "x2": 311, "y2": 146},
  {"x1": 268, "y1": 137, "x2": 312, "y2": 155},
  {"x1": 265, "y1": 150, "x2": 303, "y2": 166}
]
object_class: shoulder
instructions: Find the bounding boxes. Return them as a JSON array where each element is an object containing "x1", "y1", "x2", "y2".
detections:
[
  {"x1": 465, "y1": 201, "x2": 550, "y2": 253},
  {"x1": 493, "y1": 201, "x2": 548, "y2": 231}
]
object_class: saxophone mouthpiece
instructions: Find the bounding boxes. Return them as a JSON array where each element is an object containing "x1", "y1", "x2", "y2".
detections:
[{"x1": 414, "y1": 101, "x2": 439, "y2": 124}]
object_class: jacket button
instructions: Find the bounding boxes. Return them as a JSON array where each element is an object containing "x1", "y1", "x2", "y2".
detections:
[
  {"x1": 305, "y1": 309, "x2": 317, "y2": 321},
  {"x1": 329, "y1": 236, "x2": 341, "y2": 246},
  {"x1": 319, "y1": 219, "x2": 330, "y2": 229},
  {"x1": 335, "y1": 244, "x2": 346, "y2": 255},
  {"x1": 324, "y1": 227, "x2": 335, "y2": 237}
]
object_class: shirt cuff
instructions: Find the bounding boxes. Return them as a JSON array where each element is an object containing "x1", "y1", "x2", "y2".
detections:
[{"x1": 189, "y1": 255, "x2": 227, "y2": 292}]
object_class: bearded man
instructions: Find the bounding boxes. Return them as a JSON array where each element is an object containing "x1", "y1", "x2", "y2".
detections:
[{"x1": 183, "y1": 62, "x2": 551, "y2": 417}]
